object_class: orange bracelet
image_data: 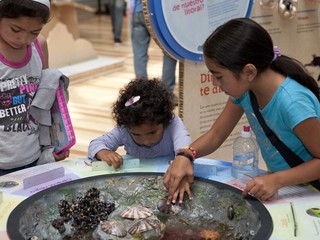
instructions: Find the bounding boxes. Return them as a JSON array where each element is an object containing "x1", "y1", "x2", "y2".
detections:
[
  {"x1": 183, "y1": 146, "x2": 197, "y2": 159},
  {"x1": 176, "y1": 146, "x2": 197, "y2": 162}
]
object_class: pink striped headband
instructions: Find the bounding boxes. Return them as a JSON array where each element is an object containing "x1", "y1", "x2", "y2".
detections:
[{"x1": 33, "y1": 0, "x2": 50, "y2": 9}]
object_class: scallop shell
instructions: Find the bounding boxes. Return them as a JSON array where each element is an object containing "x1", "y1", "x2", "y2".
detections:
[
  {"x1": 121, "y1": 205, "x2": 153, "y2": 219},
  {"x1": 128, "y1": 218, "x2": 159, "y2": 235},
  {"x1": 100, "y1": 220, "x2": 127, "y2": 237}
]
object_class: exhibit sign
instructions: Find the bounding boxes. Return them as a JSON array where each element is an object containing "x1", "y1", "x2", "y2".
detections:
[{"x1": 145, "y1": 0, "x2": 253, "y2": 62}]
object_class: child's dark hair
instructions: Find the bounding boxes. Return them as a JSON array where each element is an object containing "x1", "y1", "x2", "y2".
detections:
[
  {"x1": 0, "y1": 0, "x2": 51, "y2": 24},
  {"x1": 112, "y1": 78, "x2": 175, "y2": 128},
  {"x1": 203, "y1": 17, "x2": 320, "y2": 101}
]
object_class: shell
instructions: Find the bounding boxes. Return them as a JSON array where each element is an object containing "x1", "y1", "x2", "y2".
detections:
[
  {"x1": 29, "y1": 237, "x2": 39, "y2": 240},
  {"x1": 121, "y1": 205, "x2": 153, "y2": 219},
  {"x1": 157, "y1": 198, "x2": 184, "y2": 215},
  {"x1": 171, "y1": 203, "x2": 184, "y2": 215},
  {"x1": 128, "y1": 219, "x2": 159, "y2": 235},
  {"x1": 227, "y1": 205, "x2": 235, "y2": 220},
  {"x1": 157, "y1": 198, "x2": 171, "y2": 214},
  {"x1": 100, "y1": 220, "x2": 127, "y2": 237}
]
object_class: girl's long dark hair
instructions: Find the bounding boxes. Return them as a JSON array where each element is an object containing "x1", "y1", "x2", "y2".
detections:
[{"x1": 203, "y1": 18, "x2": 320, "y2": 101}]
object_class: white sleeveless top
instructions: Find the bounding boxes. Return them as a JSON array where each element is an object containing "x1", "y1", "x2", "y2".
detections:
[{"x1": 0, "y1": 40, "x2": 45, "y2": 169}]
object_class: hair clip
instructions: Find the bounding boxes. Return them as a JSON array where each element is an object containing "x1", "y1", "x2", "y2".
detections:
[
  {"x1": 125, "y1": 96, "x2": 140, "y2": 107},
  {"x1": 272, "y1": 46, "x2": 281, "y2": 62}
]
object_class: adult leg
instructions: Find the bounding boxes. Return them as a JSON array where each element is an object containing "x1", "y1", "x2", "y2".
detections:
[
  {"x1": 107, "y1": 0, "x2": 116, "y2": 36},
  {"x1": 113, "y1": 0, "x2": 125, "y2": 43},
  {"x1": 108, "y1": 0, "x2": 125, "y2": 43},
  {"x1": 130, "y1": 12, "x2": 150, "y2": 79}
]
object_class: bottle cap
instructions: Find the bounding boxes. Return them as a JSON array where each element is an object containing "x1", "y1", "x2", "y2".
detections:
[
  {"x1": 241, "y1": 125, "x2": 251, "y2": 138},
  {"x1": 243, "y1": 126, "x2": 251, "y2": 132}
]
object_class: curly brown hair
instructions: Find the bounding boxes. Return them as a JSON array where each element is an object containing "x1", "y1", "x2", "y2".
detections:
[{"x1": 112, "y1": 78, "x2": 175, "y2": 128}]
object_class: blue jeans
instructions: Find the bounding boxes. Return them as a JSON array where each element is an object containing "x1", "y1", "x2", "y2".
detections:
[
  {"x1": 108, "y1": 0, "x2": 125, "y2": 42},
  {"x1": 162, "y1": 53, "x2": 177, "y2": 93},
  {"x1": 131, "y1": 11, "x2": 150, "y2": 78},
  {"x1": 0, "y1": 159, "x2": 38, "y2": 176}
]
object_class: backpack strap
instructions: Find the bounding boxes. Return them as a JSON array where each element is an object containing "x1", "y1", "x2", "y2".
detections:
[{"x1": 249, "y1": 91, "x2": 320, "y2": 190}]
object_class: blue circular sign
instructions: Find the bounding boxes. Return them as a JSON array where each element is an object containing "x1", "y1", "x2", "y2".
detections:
[{"x1": 146, "y1": 0, "x2": 253, "y2": 62}]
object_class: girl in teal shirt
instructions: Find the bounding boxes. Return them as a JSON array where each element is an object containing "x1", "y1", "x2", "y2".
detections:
[{"x1": 164, "y1": 18, "x2": 320, "y2": 203}]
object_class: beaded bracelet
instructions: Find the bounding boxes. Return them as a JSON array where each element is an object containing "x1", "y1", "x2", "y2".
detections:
[
  {"x1": 176, "y1": 146, "x2": 197, "y2": 163},
  {"x1": 176, "y1": 150, "x2": 194, "y2": 162},
  {"x1": 183, "y1": 146, "x2": 197, "y2": 159}
]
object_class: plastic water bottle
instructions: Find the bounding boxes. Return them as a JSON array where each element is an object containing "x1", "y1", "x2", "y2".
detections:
[{"x1": 231, "y1": 125, "x2": 259, "y2": 179}]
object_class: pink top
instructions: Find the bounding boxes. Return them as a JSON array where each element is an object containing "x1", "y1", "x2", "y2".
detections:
[{"x1": 0, "y1": 39, "x2": 45, "y2": 68}]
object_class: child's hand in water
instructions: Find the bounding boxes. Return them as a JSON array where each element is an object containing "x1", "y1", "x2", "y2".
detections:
[
  {"x1": 164, "y1": 156, "x2": 194, "y2": 203},
  {"x1": 165, "y1": 175, "x2": 193, "y2": 204},
  {"x1": 96, "y1": 149, "x2": 123, "y2": 170}
]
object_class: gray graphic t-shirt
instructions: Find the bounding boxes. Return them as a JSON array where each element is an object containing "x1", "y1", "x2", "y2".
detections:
[{"x1": 0, "y1": 42, "x2": 43, "y2": 169}]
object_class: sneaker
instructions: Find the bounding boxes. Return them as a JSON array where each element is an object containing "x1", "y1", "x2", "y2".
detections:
[{"x1": 114, "y1": 38, "x2": 122, "y2": 46}]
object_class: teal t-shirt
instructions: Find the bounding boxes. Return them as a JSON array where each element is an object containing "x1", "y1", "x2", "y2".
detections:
[{"x1": 232, "y1": 77, "x2": 320, "y2": 172}]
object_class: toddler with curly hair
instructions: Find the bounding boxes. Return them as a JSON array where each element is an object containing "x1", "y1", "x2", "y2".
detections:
[{"x1": 88, "y1": 78, "x2": 191, "y2": 170}]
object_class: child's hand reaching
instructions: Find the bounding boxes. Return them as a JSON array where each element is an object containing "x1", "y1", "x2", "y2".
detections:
[
  {"x1": 96, "y1": 149, "x2": 123, "y2": 170},
  {"x1": 53, "y1": 150, "x2": 69, "y2": 161},
  {"x1": 242, "y1": 173, "x2": 280, "y2": 201},
  {"x1": 164, "y1": 156, "x2": 194, "y2": 203},
  {"x1": 165, "y1": 175, "x2": 193, "y2": 204}
]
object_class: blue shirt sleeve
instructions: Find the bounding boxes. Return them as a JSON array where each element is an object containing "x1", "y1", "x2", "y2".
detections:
[
  {"x1": 167, "y1": 116, "x2": 192, "y2": 153},
  {"x1": 88, "y1": 127, "x2": 125, "y2": 159}
]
